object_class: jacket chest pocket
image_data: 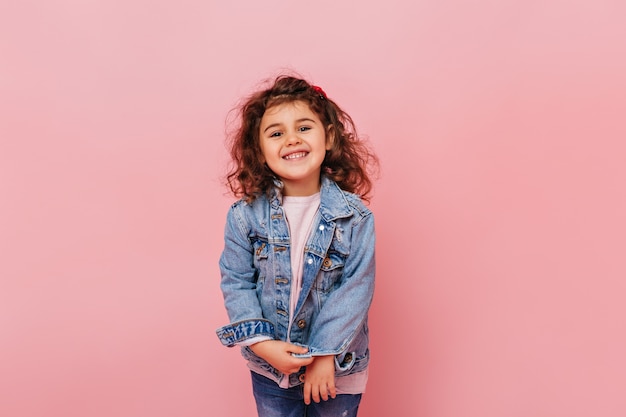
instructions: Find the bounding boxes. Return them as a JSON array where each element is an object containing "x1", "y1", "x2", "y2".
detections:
[{"x1": 315, "y1": 251, "x2": 346, "y2": 293}]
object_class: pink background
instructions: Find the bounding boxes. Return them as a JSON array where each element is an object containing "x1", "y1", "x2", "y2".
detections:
[{"x1": 1, "y1": 1, "x2": 625, "y2": 416}]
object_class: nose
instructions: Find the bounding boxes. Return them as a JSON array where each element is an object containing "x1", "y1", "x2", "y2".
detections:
[{"x1": 284, "y1": 130, "x2": 301, "y2": 145}]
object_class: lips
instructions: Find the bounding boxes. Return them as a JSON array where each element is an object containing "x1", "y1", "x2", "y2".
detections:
[{"x1": 283, "y1": 151, "x2": 308, "y2": 160}]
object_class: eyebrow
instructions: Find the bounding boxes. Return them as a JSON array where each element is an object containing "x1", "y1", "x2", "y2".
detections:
[{"x1": 262, "y1": 118, "x2": 318, "y2": 133}]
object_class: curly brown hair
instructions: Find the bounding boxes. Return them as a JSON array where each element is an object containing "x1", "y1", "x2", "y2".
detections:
[{"x1": 225, "y1": 74, "x2": 378, "y2": 202}]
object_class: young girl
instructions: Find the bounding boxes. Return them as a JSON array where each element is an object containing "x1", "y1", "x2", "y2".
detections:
[{"x1": 216, "y1": 74, "x2": 378, "y2": 417}]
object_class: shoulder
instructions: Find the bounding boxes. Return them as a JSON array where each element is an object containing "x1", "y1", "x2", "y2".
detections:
[
  {"x1": 225, "y1": 195, "x2": 271, "y2": 230},
  {"x1": 340, "y1": 190, "x2": 373, "y2": 219},
  {"x1": 321, "y1": 177, "x2": 373, "y2": 222},
  {"x1": 228, "y1": 194, "x2": 269, "y2": 213}
]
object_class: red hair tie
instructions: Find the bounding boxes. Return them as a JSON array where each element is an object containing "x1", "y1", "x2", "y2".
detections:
[{"x1": 312, "y1": 85, "x2": 327, "y2": 100}]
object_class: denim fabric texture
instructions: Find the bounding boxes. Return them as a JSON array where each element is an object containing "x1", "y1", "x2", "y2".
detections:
[
  {"x1": 251, "y1": 371, "x2": 362, "y2": 417},
  {"x1": 216, "y1": 176, "x2": 376, "y2": 388}
]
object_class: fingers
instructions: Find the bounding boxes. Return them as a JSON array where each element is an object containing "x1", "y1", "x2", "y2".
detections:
[
  {"x1": 303, "y1": 381, "x2": 312, "y2": 405},
  {"x1": 285, "y1": 344, "x2": 313, "y2": 368},
  {"x1": 303, "y1": 380, "x2": 335, "y2": 404},
  {"x1": 286, "y1": 343, "x2": 309, "y2": 355},
  {"x1": 312, "y1": 383, "x2": 322, "y2": 403},
  {"x1": 304, "y1": 382, "x2": 332, "y2": 404},
  {"x1": 282, "y1": 358, "x2": 311, "y2": 375},
  {"x1": 284, "y1": 356, "x2": 312, "y2": 375},
  {"x1": 299, "y1": 356, "x2": 314, "y2": 366},
  {"x1": 317, "y1": 383, "x2": 327, "y2": 402},
  {"x1": 328, "y1": 381, "x2": 337, "y2": 400}
]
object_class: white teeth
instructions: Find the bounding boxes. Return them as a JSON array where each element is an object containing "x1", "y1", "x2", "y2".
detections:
[{"x1": 284, "y1": 152, "x2": 307, "y2": 160}]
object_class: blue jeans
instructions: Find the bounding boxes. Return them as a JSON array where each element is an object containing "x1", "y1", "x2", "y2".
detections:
[{"x1": 251, "y1": 372, "x2": 362, "y2": 417}]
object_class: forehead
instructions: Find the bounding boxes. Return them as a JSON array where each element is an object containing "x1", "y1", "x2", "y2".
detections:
[{"x1": 261, "y1": 100, "x2": 319, "y2": 123}]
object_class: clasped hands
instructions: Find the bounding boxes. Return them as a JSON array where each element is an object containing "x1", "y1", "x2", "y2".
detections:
[{"x1": 250, "y1": 340, "x2": 337, "y2": 405}]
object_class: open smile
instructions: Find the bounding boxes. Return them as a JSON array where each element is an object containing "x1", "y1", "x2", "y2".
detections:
[{"x1": 283, "y1": 151, "x2": 308, "y2": 160}]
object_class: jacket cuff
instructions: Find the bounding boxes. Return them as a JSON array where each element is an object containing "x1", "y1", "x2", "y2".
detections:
[{"x1": 216, "y1": 319, "x2": 275, "y2": 347}]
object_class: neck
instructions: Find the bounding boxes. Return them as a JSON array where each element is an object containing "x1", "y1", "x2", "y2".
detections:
[{"x1": 281, "y1": 178, "x2": 321, "y2": 197}]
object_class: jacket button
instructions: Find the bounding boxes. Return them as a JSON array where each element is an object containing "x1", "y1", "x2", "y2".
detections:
[
  {"x1": 323, "y1": 257, "x2": 332, "y2": 268},
  {"x1": 299, "y1": 373, "x2": 306, "y2": 382},
  {"x1": 297, "y1": 319, "x2": 306, "y2": 329}
]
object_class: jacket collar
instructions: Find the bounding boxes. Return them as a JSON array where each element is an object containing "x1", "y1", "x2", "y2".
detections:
[{"x1": 269, "y1": 176, "x2": 353, "y2": 221}]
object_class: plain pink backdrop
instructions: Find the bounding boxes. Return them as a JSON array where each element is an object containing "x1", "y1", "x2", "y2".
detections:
[{"x1": 1, "y1": 1, "x2": 625, "y2": 416}]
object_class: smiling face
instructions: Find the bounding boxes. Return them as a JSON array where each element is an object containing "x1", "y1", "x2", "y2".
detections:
[{"x1": 259, "y1": 100, "x2": 333, "y2": 196}]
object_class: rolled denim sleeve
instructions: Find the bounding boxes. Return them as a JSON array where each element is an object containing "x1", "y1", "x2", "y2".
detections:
[
  {"x1": 216, "y1": 320, "x2": 274, "y2": 347},
  {"x1": 306, "y1": 211, "x2": 376, "y2": 355},
  {"x1": 216, "y1": 204, "x2": 275, "y2": 347}
]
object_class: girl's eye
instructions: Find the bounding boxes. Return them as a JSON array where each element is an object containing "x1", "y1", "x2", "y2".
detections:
[
  {"x1": 269, "y1": 131, "x2": 282, "y2": 138},
  {"x1": 298, "y1": 126, "x2": 311, "y2": 132}
]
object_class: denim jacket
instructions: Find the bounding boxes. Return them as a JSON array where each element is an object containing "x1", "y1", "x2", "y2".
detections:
[{"x1": 216, "y1": 176, "x2": 376, "y2": 388}]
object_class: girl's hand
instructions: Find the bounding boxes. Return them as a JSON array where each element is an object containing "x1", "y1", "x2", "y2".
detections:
[
  {"x1": 303, "y1": 355, "x2": 336, "y2": 405},
  {"x1": 249, "y1": 340, "x2": 313, "y2": 375}
]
